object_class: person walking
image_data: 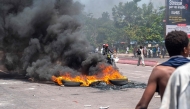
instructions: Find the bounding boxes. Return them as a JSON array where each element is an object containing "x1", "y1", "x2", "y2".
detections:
[{"x1": 137, "y1": 46, "x2": 145, "y2": 66}]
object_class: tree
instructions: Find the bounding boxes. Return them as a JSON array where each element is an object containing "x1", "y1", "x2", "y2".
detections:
[
  {"x1": 82, "y1": 12, "x2": 119, "y2": 47},
  {"x1": 112, "y1": 0, "x2": 165, "y2": 45}
]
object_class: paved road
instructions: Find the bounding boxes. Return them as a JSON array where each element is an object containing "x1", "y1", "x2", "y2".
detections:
[
  {"x1": 0, "y1": 63, "x2": 161, "y2": 109},
  {"x1": 117, "y1": 53, "x2": 168, "y2": 63},
  {"x1": 116, "y1": 53, "x2": 168, "y2": 67}
]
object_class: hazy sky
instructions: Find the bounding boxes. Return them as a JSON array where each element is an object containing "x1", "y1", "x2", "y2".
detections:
[{"x1": 74, "y1": 0, "x2": 165, "y2": 18}]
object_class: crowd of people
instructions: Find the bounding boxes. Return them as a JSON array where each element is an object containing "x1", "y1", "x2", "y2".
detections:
[
  {"x1": 132, "y1": 45, "x2": 166, "y2": 67},
  {"x1": 133, "y1": 46, "x2": 166, "y2": 59}
]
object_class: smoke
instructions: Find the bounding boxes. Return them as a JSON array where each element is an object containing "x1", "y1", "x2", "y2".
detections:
[
  {"x1": 0, "y1": 0, "x2": 109, "y2": 81},
  {"x1": 82, "y1": 53, "x2": 107, "y2": 75},
  {"x1": 7, "y1": 0, "x2": 54, "y2": 37}
]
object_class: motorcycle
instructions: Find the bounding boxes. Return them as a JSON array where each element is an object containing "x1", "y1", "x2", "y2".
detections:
[{"x1": 106, "y1": 53, "x2": 117, "y2": 68}]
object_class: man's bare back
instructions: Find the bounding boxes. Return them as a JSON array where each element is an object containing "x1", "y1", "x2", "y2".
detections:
[
  {"x1": 154, "y1": 66, "x2": 176, "y2": 98},
  {"x1": 135, "y1": 65, "x2": 176, "y2": 109}
]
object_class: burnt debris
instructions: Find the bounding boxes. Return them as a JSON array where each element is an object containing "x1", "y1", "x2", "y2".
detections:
[{"x1": 91, "y1": 81, "x2": 147, "y2": 90}]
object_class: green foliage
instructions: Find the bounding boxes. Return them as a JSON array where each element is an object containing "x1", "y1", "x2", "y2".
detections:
[
  {"x1": 82, "y1": 1, "x2": 165, "y2": 48},
  {"x1": 112, "y1": 1, "x2": 165, "y2": 44}
]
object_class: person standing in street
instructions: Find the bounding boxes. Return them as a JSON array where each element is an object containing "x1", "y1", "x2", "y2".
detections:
[
  {"x1": 133, "y1": 46, "x2": 137, "y2": 58},
  {"x1": 153, "y1": 47, "x2": 157, "y2": 58},
  {"x1": 135, "y1": 30, "x2": 190, "y2": 109},
  {"x1": 157, "y1": 46, "x2": 160, "y2": 58},
  {"x1": 144, "y1": 46, "x2": 147, "y2": 57},
  {"x1": 150, "y1": 48, "x2": 153, "y2": 58},
  {"x1": 137, "y1": 46, "x2": 145, "y2": 66},
  {"x1": 126, "y1": 46, "x2": 129, "y2": 54},
  {"x1": 162, "y1": 47, "x2": 166, "y2": 59}
]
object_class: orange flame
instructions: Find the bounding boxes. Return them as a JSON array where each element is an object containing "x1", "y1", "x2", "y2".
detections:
[{"x1": 52, "y1": 64, "x2": 127, "y2": 86}]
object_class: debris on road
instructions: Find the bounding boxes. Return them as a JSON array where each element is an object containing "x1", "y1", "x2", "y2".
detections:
[
  {"x1": 84, "y1": 105, "x2": 91, "y2": 107},
  {"x1": 99, "y1": 106, "x2": 109, "y2": 109}
]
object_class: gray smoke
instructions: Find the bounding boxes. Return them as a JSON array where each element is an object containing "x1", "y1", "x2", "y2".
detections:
[
  {"x1": 7, "y1": 0, "x2": 54, "y2": 38},
  {"x1": 82, "y1": 53, "x2": 107, "y2": 75},
  {"x1": 0, "y1": 0, "x2": 110, "y2": 80}
]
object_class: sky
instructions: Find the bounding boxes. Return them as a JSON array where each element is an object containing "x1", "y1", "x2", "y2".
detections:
[{"x1": 74, "y1": 0, "x2": 165, "y2": 18}]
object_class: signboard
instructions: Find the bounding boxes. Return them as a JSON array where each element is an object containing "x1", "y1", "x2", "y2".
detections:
[
  {"x1": 166, "y1": 0, "x2": 190, "y2": 37},
  {"x1": 166, "y1": 25, "x2": 190, "y2": 37}
]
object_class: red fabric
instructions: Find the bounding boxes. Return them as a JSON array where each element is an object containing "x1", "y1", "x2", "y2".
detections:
[{"x1": 188, "y1": 34, "x2": 190, "y2": 38}]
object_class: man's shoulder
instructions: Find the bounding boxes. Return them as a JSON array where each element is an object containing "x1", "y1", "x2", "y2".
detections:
[
  {"x1": 152, "y1": 65, "x2": 175, "y2": 75},
  {"x1": 153, "y1": 65, "x2": 175, "y2": 70}
]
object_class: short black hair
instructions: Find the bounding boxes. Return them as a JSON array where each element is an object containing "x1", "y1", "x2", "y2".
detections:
[
  {"x1": 140, "y1": 46, "x2": 142, "y2": 49},
  {"x1": 165, "y1": 30, "x2": 189, "y2": 57}
]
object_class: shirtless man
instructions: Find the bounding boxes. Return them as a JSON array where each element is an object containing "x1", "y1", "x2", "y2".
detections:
[{"x1": 135, "y1": 31, "x2": 190, "y2": 109}]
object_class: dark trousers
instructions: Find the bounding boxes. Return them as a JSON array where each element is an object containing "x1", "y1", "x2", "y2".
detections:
[{"x1": 137, "y1": 55, "x2": 142, "y2": 66}]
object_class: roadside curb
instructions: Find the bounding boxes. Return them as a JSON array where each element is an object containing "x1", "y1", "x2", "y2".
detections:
[{"x1": 117, "y1": 59, "x2": 158, "y2": 67}]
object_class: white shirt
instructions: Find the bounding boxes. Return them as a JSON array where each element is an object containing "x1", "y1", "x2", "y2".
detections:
[
  {"x1": 127, "y1": 47, "x2": 129, "y2": 51},
  {"x1": 140, "y1": 48, "x2": 144, "y2": 57}
]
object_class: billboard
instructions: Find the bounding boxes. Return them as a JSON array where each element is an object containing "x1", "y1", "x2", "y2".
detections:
[{"x1": 166, "y1": 0, "x2": 190, "y2": 37}]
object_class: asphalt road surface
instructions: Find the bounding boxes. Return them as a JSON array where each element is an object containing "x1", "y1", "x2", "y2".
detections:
[{"x1": 0, "y1": 63, "x2": 161, "y2": 109}]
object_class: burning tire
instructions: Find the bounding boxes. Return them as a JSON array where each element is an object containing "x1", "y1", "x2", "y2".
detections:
[
  {"x1": 109, "y1": 78, "x2": 128, "y2": 86},
  {"x1": 62, "y1": 80, "x2": 83, "y2": 87}
]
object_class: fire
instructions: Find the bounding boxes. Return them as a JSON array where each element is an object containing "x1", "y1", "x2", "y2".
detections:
[{"x1": 52, "y1": 64, "x2": 127, "y2": 86}]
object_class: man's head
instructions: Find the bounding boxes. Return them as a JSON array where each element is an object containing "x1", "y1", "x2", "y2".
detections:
[
  {"x1": 103, "y1": 44, "x2": 105, "y2": 48},
  {"x1": 105, "y1": 44, "x2": 108, "y2": 48},
  {"x1": 165, "y1": 30, "x2": 190, "y2": 57},
  {"x1": 140, "y1": 46, "x2": 142, "y2": 49}
]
